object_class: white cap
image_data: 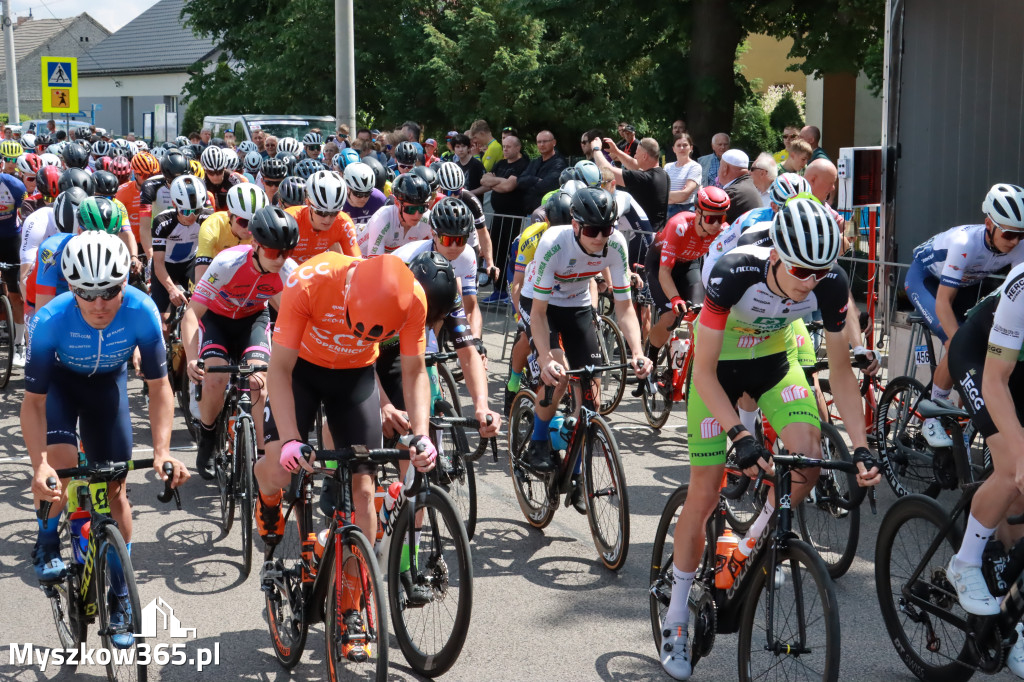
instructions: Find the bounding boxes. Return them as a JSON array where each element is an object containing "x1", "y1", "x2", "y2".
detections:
[{"x1": 721, "y1": 149, "x2": 749, "y2": 169}]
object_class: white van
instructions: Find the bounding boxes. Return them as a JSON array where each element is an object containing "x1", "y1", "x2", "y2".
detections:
[{"x1": 202, "y1": 114, "x2": 337, "y2": 143}]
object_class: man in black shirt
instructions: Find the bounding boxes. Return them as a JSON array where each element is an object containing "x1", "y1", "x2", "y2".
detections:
[
  {"x1": 593, "y1": 136, "x2": 669, "y2": 231},
  {"x1": 512, "y1": 130, "x2": 566, "y2": 215},
  {"x1": 480, "y1": 136, "x2": 531, "y2": 300}
]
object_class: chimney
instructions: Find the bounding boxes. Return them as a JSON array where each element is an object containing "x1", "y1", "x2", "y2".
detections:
[{"x1": 16, "y1": 15, "x2": 29, "y2": 26}]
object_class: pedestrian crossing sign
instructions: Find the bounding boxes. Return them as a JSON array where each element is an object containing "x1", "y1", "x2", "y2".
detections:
[{"x1": 41, "y1": 56, "x2": 78, "y2": 113}]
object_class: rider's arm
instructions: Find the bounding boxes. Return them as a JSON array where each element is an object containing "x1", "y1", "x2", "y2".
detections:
[
  {"x1": 152, "y1": 251, "x2": 176, "y2": 304},
  {"x1": 530, "y1": 296, "x2": 554, "y2": 364},
  {"x1": 658, "y1": 262, "x2": 681, "y2": 303},
  {"x1": 400, "y1": 354, "x2": 431, "y2": 438},
  {"x1": 935, "y1": 284, "x2": 960, "y2": 343},
  {"x1": 464, "y1": 292, "x2": 481, "y2": 338},
  {"x1": 119, "y1": 228, "x2": 138, "y2": 260},
  {"x1": 267, "y1": 342, "x2": 302, "y2": 443},
  {"x1": 21, "y1": 391, "x2": 48, "y2": 471},
  {"x1": 139, "y1": 215, "x2": 153, "y2": 255},
  {"x1": 182, "y1": 300, "x2": 208, "y2": 366},
  {"x1": 510, "y1": 271, "x2": 525, "y2": 313},
  {"x1": 476, "y1": 224, "x2": 494, "y2": 272},
  {"x1": 613, "y1": 297, "x2": 645, "y2": 361},
  {"x1": 146, "y1": 375, "x2": 177, "y2": 474}
]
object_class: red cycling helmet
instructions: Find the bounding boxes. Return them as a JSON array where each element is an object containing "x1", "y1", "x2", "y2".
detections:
[
  {"x1": 108, "y1": 156, "x2": 132, "y2": 182},
  {"x1": 696, "y1": 186, "x2": 730, "y2": 213},
  {"x1": 37, "y1": 165, "x2": 62, "y2": 198}
]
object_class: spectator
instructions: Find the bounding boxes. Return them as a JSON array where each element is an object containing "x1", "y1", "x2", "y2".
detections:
[
  {"x1": 451, "y1": 133, "x2": 485, "y2": 197},
  {"x1": 580, "y1": 129, "x2": 603, "y2": 161},
  {"x1": 663, "y1": 119, "x2": 689, "y2": 163},
  {"x1": 617, "y1": 123, "x2": 639, "y2": 158},
  {"x1": 46, "y1": 119, "x2": 56, "y2": 135},
  {"x1": 263, "y1": 135, "x2": 279, "y2": 159},
  {"x1": 501, "y1": 126, "x2": 518, "y2": 141},
  {"x1": 779, "y1": 138, "x2": 813, "y2": 175},
  {"x1": 800, "y1": 125, "x2": 830, "y2": 162},
  {"x1": 253, "y1": 129, "x2": 267, "y2": 154},
  {"x1": 717, "y1": 149, "x2": 762, "y2": 222},
  {"x1": 189, "y1": 132, "x2": 202, "y2": 144},
  {"x1": 698, "y1": 133, "x2": 730, "y2": 188},
  {"x1": 223, "y1": 130, "x2": 236, "y2": 149},
  {"x1": 200, "y1": 128, "x2": 212, "y2": 146},
  {"x1": 400, "y1": 120, "x2": 421, "y2": 143},
  {"x1": 422, "y1": 138, "x2": 441, "y2": 166},
  {"x1": 480, "y1": 136, "x2": 531, "y2": 301},
  {"x1": 804, "y1": 158, "x2": 847, "y2": 245},
  {"x1": 469, "y1": 119, "x2": 502, "y2": 172},
  {"x1": 594, "y1": 136, "x2": 669, "y2": 231},
  {"x1": 356, "y1": 127, "x2": 372, "y2": 144},
  {"x1": 513, "y1": 130, "x2": 567, "y2": 215},
  {"x1": 55, "y1": 130, "x2": 67, "y2": 141},
  {"x1": 441, "y1": 130, "x2": 459, "y2": 161},
  {"x1": 322, "y1": 141, "x2": 339, "y2": 167},
  {"x1": 664, "y1": 133, "x2": 701, "y2": 217},
  {"x1": 774, "y1": 125, "x2": 801, "y2": 165},
  {"x1": 751, "y1": 152, "x2": 779, "y2": 207}
]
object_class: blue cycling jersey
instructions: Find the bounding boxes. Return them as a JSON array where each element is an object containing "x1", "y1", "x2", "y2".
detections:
[
  {"x1": 0, "y1": 173, "x2": 26, "y2": 237},
  {"x1": 35, "y1": 233, "x2": 73, "y2": 298},
  {"x1": 25, "y1": 285, "x2": 166, "y2": 393}
]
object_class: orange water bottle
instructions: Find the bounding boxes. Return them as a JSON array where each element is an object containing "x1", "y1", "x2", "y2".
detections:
[{"x1": 714, "y1": 529, "x2": 740, "y2": 589}]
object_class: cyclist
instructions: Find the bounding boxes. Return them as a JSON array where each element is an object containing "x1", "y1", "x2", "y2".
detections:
[
  {"x1": 183, "y1": 205, "x2": 296, "y2": 479},
  {"x1": 139, "y1": 150, "x2": 189, "y2": 257},
  {"x1": 341, "y1": 161, "x2": 387, "y2": 229},
  {"x1": 15, "y1": 152, "x2": 43, "y2": 220},
  {"x1": 299, "y1": 131, "x2": 322, "y2": 161},
  {"x1": 0, "y1": 158, "x2": 26, "y2": 363},
  {"x1": 658, "y1": 199, "x2": 880, "y2": 680},
  {"x1": 23, "y1": 232, "x2": 189, "y2": 648},
  {"x1": 359, "y1": 173, "x2": 433, "y2": 256},
  {"x1": 150, "y1": 175, "x2": 212, "y2": 322},
  {"x1": 434, "y1": 160, "x2": 498, "y2": 298},
  {"x1": 521, "y1": 187, "x2": 651, "y2": 476},
  {"x1": 285, "y1": 170, "x2": 360, "y2": 263},
  {"x1": 194, "y1": 183, "x2": 268, "y2": 283},
  {"x1": 200, "y1": 145, "x2": 244, "y2": 211},
  {"x1": 33, "y1": 191, "x2": 102, "y2": 310},
  {"x1": 275, "y1": 176, "x2": 307, "y2": 210},
  {"x1": 19, "y1": 188, "x2": 87, "y2": 320},
  {"x1": 906, "y1": 183, "x2": 1024, "y2": 447},
  {"x1": 255, "y1": 252, "x2": 441, "y2": 659},
  {"x1": 258, "y1": 156, "x2": 288, "y2": 204}
]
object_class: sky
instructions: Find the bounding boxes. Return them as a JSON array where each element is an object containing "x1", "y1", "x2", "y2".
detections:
[{"x1": 10, "y1": 0, "x2": 160, "y2": 33}]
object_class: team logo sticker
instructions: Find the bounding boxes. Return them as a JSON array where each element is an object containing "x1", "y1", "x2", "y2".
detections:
[{"x1": 781, "y1": 385, "x2": 809, "y2": 403}]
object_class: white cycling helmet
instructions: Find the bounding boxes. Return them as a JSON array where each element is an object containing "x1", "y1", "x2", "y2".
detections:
[
  {"x1": 39, "y1": 152, "x2": 63, "y2": 168},
  {"x1": 170, "y1": 175, "x2": 207, "y2": 211},
  {"x1": 174, "y1": 136, "x2": 190, "y2": 148},
  {"x1": 90, "y1": 140, "x2": 112, "y2": 158},
  {"x1": 242, "y1": 151, "x2": 263, "y2": 174},
  {"x1": 225, "y1": 183, "x2": 268, "y2": 219},
  {"x1": 237, "y1": 140, "x2": 258, "y2": 154},
  {"x1": 200, "y1": 145, "x2": 229, "y2": 172},
  {"x1": 436, "y1": 161, "x2": 465, "y2": 193},
  {"x1": 561, "y1": 179, "x2": 587, "y2": 196},
  {"x1": 223, "y1": 153, "x2": 239, "y2": 172},
  {"x1": 982, "y1": 183, "x2": 1024, "y2": 230},
  {"x1": 20, "y1": 133, "x2": 36, "y2": 149},
  {"x1": 306, "y1": 170, "x2": 347, "y2": 211},
  {"x1": 302, "y1": 131, "x2": 323, "y2": 147},
  {"x1": 61, "y1": 231, "x2": 131, "y2": 291},
  {"x1": 135, "y1": 140, "x2": 149, "y2": 151},
  {"x1": 770, "y1": 198, "x2": 841, "y2": 269},
  {"x1": 769, "y1": 173, "x2": 811, "y2": 208},
  {"x1": 277, "y1": 137, "x2": 301, "y2": 156},
  {"x1": 343, "y1": 162, "x2": 376, "y2": 194}
]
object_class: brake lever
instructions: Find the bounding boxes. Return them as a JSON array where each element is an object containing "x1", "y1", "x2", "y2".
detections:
[{"x1": 156, "y1": 462, "x2": 182, "y2": 509}]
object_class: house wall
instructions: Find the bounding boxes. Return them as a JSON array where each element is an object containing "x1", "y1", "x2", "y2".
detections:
[{"x1": 79, "y1": 72, "x2": 189, "y2": 137}]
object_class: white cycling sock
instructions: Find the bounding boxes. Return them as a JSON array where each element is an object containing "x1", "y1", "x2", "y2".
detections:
[
  {"x1": 738, "y1": 408, "x2": 759, "y2": 439},
  {"x1": 931, "y1": 384, "x2": 952, "y2": 402},
  {"x1": 742, "y1": 502, "x2": 775, "y2": 551},
  {"x1": 956, "y1": 513, "x2": 995, "y2": 567},
  {"x1": 15, "y1": 322, "x2": 24, "y2": 347},
  {"x1": 663, "y1": 566, "x2": 696, "y2": 627}
]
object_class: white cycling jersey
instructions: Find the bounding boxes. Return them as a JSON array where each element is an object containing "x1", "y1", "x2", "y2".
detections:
[
  {"x1": 913, "y1": 223, "x2": 1024, "y2": 288},
  {"x1": 358, "y1": 203, "x2": 432, "y2": 257},
  {"x1": 702, "y1": 206, "x2": 773, "y2": 286},
  {"x1": 525, "y1": 225, "x2": 630, "y2": 307},
  {"x1": 19, "y1": 207, "x2": 57, "y2": 266},
  {"x1": 989, "y1": 261, "x2": 1024, "y2": 356}
]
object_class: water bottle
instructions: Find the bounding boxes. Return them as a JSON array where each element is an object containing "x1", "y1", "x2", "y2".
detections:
[
  {"x1": 377, "y1": 481, "x2": 402, "y2": 543},
  {"x1": 714, "y1": 529, "x2": 740, "y2": 589},
  {"x1": 69, "y1": 509, "x2": 90, "y2": 564},
  {"x1": 302, "y1": 533, "x2": 317, "y2": 581},
  {"x1": 314, "y1": 529, "x2": 329, "y2": 563},
  {"x1": 549, "y1": 415, "x2": 569, "y2": 451},
  {"x1": 670, "y1": 332, "x2": 686, "y2": 370}
]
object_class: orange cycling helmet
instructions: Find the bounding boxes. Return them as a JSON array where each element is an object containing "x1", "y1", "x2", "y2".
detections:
[
  {"x1": 345, "y1": 255, "x2": 420, "y2": 343},
  {"x1": 131, "y1": 151, "x2": 160, "y2": 180}
]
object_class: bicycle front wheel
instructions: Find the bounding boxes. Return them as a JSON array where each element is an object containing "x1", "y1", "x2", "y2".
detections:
[
  {"x1": 325, "y1": 529, "x2": 388, "y2": 681},
  {"x1": 434, "y1": 399, "x2": 477, "y2": 540},
  {"x1": 264, "y1": 499, "x2": 309, "y2": 668},
  {"x1": 49, "y1": 519, "x2": 86, "y2": 658},
  {"x1": 96, "y1": 527, "x2": 147, "y2": 681},
  {"x1": 237, "y1": 416, "x2": 257, "y2": 580},
  {"x1": 876, "y1": 375, "x2": 935, "y2": 497},
  {"x1": 387, "y1": 485, "x2": 473, "y2": 677},
  {"x1": 0, "y1": 292, "x2": 13, "y2": 389},
  {"x1": 176, "y1": 368, "x2": 199, "y2": 442},
  {"x1": 642, "y1": 342, "x2": 673, "y2": 429},
  {"x1": 596, "y1": 314, "x2": 627, "y2": 415},
  {"x1": 584, "y1": 415, "x2": 630, "y2": 570},
  {"x1": 507, "y1": 389, "x2": 556, "y2": 529},
  {"x1": 738, "y1": 539, "x2": 840, "y2": 682},
  {"x1": 217, "y1": 417, "x2": 235, "y2": 534}
]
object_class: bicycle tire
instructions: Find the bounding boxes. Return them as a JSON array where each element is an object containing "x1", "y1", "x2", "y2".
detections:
[
  {"x1": 237, "y1": 416, "x2": 257, "y2": 580},
  {"x1": 325, "y1": 529, "x2": 388, "y2": 681},
  {"x1": 176, "y1": 367, "x2": 199, "y2": 443},
  {"x1": 642, "y1": 342, "x2": 673, "y2": 429},
  {"x1": 0, "y1": 292, "x2": 13, "y2": 389},
  {"x1": 434, "y1": 400, "x2": 477, "y2": 540},
  {"x1": 876, "y1": 375, "x2": 936, "y2": 497},
  {"x1": 507, "y1": 389, "x2": 556, "y2": 529},
  {"x1": 436, "y1": 362, "x2": 463, "y2": 416},
  {"x1": 737, "y1": 539, "x2": 840, "y2": 682},
  {"x1": 583, "y1": 415, "x2": 630, "y2": 570},
  {"x1": 48, "y1": 519, "x2": 86, "y2": 657},
  {"x1": 796, "y1": 422, "x2": 861, "y2": 579},
  {"x1": 723, "y1": 446, "x2": 766, "y2": 534},
  {"x1": 264, "y1": 498, "x2": 310, "y2": 668},
  {"x1": 95, "y1": 527, "x2": 147, "y2": 681},
  {"x1": 596, "y1": 314, "x2": 627, "y2": 415},
  {"x1": 217, "y1": 412, "x2": 235, "y2": 533},
  {"x1": 875, "y1": 495, "x2": 973, "y2": 682},
  {"x1": 387, "y1": 484, "x2": 473, "y2": 677}
]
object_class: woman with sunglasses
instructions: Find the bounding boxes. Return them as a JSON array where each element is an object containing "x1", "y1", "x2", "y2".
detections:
[
  {"x1": 284, "y1": 170, "x2": 360, "y2": 263},
  {"x1": 183, "y1": 205, "x2": 297, "y2": 479},
  {"x1": 659, "y1": 199, "x2": 881, "y2": 680},
  {"x1": 358, "y1": 173, "x2": 433, "y2": 257},
  {"x1": 904, "y1": 183, "x2": 1024, "y2": 447}
]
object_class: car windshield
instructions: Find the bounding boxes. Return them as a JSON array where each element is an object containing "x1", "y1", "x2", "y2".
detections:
[{"x1": 246, "y1": 118, "x2": 335, "y2": 141}]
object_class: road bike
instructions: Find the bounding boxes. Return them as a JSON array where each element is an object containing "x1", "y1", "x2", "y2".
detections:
[
  {"x1": 640, "y1": 304, "x2": 702, "y2": 429},
  {"x1": 508, "y1": 363, "x2": 630, "y2": 571},
  {"x1": 428, "y1": 406, "x2": 496, "y2": 541},
  {"x1": 0, "y1": 260, "x2": 16, "y2": 388},
  {"x1": 41, "y1": 458, "x2": 180, "y2": 682},
  {"x1": 164, "y1": 295, "x2": 199, "y2": 442}
]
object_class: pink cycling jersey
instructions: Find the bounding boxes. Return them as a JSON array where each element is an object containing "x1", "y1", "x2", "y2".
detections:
[{"x1": 191, "y1": 245, "x2": 284, "y2": 319}]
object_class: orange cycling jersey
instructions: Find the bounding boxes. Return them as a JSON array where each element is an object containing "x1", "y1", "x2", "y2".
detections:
[
  {"x1": 115, "y1": 181, "x2": 143, "y2": 243},
  {"x1": 285, "y1": 205, "x2": 361, "y2": 264},
  {"x1": 273, "y1": 252, "x2": 427, "y2": 369}
]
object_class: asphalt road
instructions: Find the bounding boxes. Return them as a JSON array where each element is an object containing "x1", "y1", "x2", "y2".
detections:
[{"x1": 0, "y1": 306, "x2": 1012, "y2": 681}]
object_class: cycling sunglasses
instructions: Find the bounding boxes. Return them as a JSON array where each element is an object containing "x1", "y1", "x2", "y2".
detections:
[
  {"x1": 263, "y1": 179, "x2": 281, "y2": 187},
  {"x1": 260, "y1": 246, "x2": 294, "y2": 260},
  {"x1": 73, "y1": 284, "x2": 122, "y2": 301},
  {"x1": 397, "y1": 164, "x2": 414, "y2": 172},
  {"x1": 579, "y1": 223, "x2": 613, "y2": 238},
  {"x1": 178, "y1": 207, "x2": 202, "y2": 217},
  {"x1": 785, "y1": 263, "x2": 832, "y2": 282},
  {"x1": 997, "y1": 224, "x2": 1024, "y2": 241},
  {"x1": 205, "y1": 168, "x2": 225, "y2": 175},
  {"x1": 234, "y1": 217, "x2": 250, "y2": 229},
  {"x1": 437, "y1": 233, "x2": 467, "y2": 247},
  {"x1": 349, "y1": 189, "x2": 371, "y2": 199},
  {"x1": 23, "y1": 175, "x2": 36, "y2": 182},
  {"x1": 401, "y1": 203, "x2": 428, "y2": 215},
  {"x1": 312, "y1": 208, "x2": 339, "y2": 219},
  {"x1": 306, "y1": 145, "x2": 322, "y2": 152},
  {"x1": 701, "y1": 212, "x2": 726, "y2": 225}
]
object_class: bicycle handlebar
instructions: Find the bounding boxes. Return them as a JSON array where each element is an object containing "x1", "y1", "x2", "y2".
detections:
[
  {"x1": 430, "y1": 414, "x2": 499, "y2": 461},
  {"x1": 313, "y1": 437, "x2": 427, "y2": 497},
  {"x1": 539, "y1": 361, "x2": 638, "y2": 407},
  {"x1": 194, "y1": 360, "x2": 268, "y2": 402},
  {"x1": 424, "y1": 351, "x2": 459, "y2": 367}
]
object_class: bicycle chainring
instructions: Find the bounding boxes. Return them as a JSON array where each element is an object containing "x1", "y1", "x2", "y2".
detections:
[
  {"x1": 688, "y1": 583, "x2": 717, "y2": 664},
  {"x1": 931, "y1": 448, "x2": 958, "y2": 489},
  {"x1": 965, "y1": 617, "x2": 1006, "y2": 674}
]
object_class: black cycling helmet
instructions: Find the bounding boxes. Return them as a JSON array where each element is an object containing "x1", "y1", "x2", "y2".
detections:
[
  {"x1": 189, "y1": 143, "x2": 204, "y2": 159},
  {"x1": 276, "y1": 176, "x2": 306, "y2": 208},
  {"x1": 391, "y1": 173, "x2": 431, "y2": 204},
  {"x1": 559, "y1": 167, "x2": 581, "y2": 186},
  {"x1": 161, "y1": 141, "x2": 178, "y2": 150},
  {"x1": 91, "y1": 169, "x2": 120, "y2": 197},
  {"x1": 429, "y1": 197, "x2": 473, "y2": 237},
  {"x1": 62, "y1": 143, "x2": 89, "y2": 169},
  {"x1": 411, "y1": 165, "x2": 439, "y2": 192},
  {"x1": 249, "y1": 205, "x2": 300, "y2": 250},
  {"x1": 275, "y1": 152, "x2": 298, "y2": 174},
  {"x1": 179, "y1": 146, "x2": 196, "y2": 160},
  {"x1": 544, "y1": 191, "x2": 574, "y2": 225},
  {"x1": 394, "y1": 140, "x2": 419, "y2": 166},
  {"x1": 570, "y1": 187, "x2": 618, "y2": 227},
  {"x1": 53, "y1": 188, "x2": 89, "y2": 233},
  {"x1": 261, "y1": 157, "x2": 288, "y2": 180},
  {"x1": 362, "y1": 155, "x2": 387, "y2": 191},
  {"x1": 58, "y1": 167, "x2": 95, "y2": 196},
  {"x1": 160, "y1": 151, "x2": 189, "y2": 180},
  {"x1": 407, "y1": 251, "x2": 458, "y2": 327}
]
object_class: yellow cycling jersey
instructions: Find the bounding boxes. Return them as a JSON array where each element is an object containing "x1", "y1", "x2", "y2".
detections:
[
  {"x1": 514, "y1": 220, "x2": 550, "y2": 273},
  {"x1": 195, "y1": 211, "x2": 250, "y2": 266}
]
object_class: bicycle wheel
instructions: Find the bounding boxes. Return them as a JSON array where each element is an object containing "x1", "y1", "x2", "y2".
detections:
[
  {"x1": 723, "y1": 445, "x2": 767, "y2": 534},
  {"x1": 217, "y1": 415, "x2": 235, "y2": 533},
  {"x1": 583, "y1": 415, "x2": 630, "y2": 570},
  {"x1": 176, "y1": 368, "x2": 199, "y2": 443},
  {"x1": 264, "y1": 498, "x2": 310, "y2": 668},
  {"x1": 876, "y1": 375, "x2": 936, "y2": 497},
  {"x1": 0, "y1": 292, "x2": 13, "y2": 389},
  {"x1": 596, "y1": 314, "x2": 627, "y2": 415},
  {"x1": 738, "y1": 539, "x2": 840, "y2": 682},
  {"x1": 875, "y1": 495, "x2": 973, "y2": 682},
  {"x1": 95, "y1": 527, "x2": 147, "y2": 681},
  {"x1": 325, "y1": 529, "x2": 388, "y2": 681},
  {"x1": 436, "y1": 362, "x2": 463, "y2": 415},
  {"x1": 237, "y1": 416, "x2": 257, "y2": 580},
  {"x1": 434, "y1": 400, "x2": 477, "y2": 540},
  {"x1": 48, "y1": 520, "x2": 86, "y2": 659},
  {"x1": 796, "y1": 422, "x2": 861, "y2": 579},
  {"x1": 387, "y1": 485, "x2": 473, "y2": 677},
  {"x1": 507, "y1": 389, "x2": 556, "y2": 529},
  {"x1": 642, "y1": 342, "x2": 673, "y2": 429}
]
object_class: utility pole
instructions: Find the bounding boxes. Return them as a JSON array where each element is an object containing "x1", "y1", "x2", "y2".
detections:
[
  {"x1": 2, "y1": 0, "x2": 18, "y2": 125},
  {"x1": 335, "y1": 0, "x2": 355, "y2": 134}
]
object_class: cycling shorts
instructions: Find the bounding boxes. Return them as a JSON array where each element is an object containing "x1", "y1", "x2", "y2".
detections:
[
  {"x1": 198, "y1": 308, "x2": 271, "y2": 365},
  {"x1": 904, "y1": 259, "x2": 981, "y2": 343},
  {"x1": 645, "y1": 243, "x2": 705, "y2": 312},
  {"x1": 46, "y1": 365, "x2": 133, "y2": 462},
  {"x1": 519, "y1": 296, "x2": 601, "y2": 370},
  {"x1": 149, "y1": 259, "x2": 195, "y2": 314},
  {"x1": 375, "y1": 341, "x2": 444, "y2": 412},
  {"x1": 0, "y1": 234, "x2": 20, "y2": 294},
  {"x1": 786, "y1": 318, "x2": 817, "y2": 369},
  {"x1": 686, "y1": 351, "x2": 820, "y2": 466}
]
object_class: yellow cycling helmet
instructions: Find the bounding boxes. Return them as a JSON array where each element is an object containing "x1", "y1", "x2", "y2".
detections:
[
  {"x1": 188, "y1": 159, "x2": 205, "y2": 180},
  {"x1": 0, "y1": 139, "x2": 23, "y2": 160}
]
